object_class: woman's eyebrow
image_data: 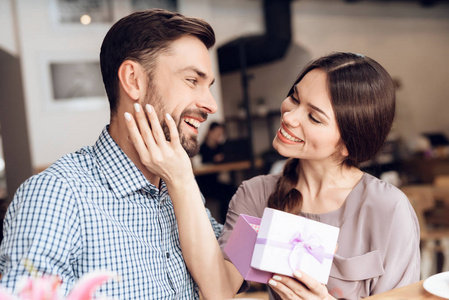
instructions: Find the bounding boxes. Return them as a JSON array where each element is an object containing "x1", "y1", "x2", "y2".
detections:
[
  {"x1": 308, "y1": 103, "x2": 330, "y2": 120},
  {"x1": 294, "y1": 85, "x2": 330, "y2": 120}
]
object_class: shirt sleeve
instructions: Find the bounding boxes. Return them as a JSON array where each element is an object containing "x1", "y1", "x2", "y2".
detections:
[
  {"x1": 371, "y1": 191, "x2": 421, "y2": 294},
  {"x1": 200, "y1": 193, "x2": 223, "y2": 239},
  {"x1": 0, "y1": 173, "x2": 82, "y2": 296}
]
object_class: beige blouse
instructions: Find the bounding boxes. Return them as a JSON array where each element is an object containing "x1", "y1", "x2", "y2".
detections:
[{"x1": 218, "y1": 173, "x2": 420, "y2": 299}]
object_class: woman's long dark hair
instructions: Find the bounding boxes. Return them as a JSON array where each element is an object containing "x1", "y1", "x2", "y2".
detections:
[{"x1": 268, "y1": 52, "x2": 396, "y2": 213}]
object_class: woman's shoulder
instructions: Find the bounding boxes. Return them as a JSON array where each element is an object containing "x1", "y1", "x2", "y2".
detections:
[
  {"x1": 361, "y1": 173, "x2": 407, "y2": 197},
  {"x1": 358, "y1": 173, "x2": 410, "y2": 211},
  {"x1": 229, "y1": 174, "x2": 280, "y2": 217},
  {"x1": 240, "y1": 173, "x2": 280, "y2": 195}
]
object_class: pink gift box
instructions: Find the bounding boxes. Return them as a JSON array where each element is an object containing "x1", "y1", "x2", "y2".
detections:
[
  {"x1": 224, "y1": 214, "x2": 273, "y2": 283},
  {"x1": 251, "y1": 208, "x2": 339, "y2": 284}
]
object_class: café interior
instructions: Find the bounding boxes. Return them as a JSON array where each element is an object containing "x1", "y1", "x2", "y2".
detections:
[{"x1": 1, "y1": 0, "x2": 449, "y2": 298}]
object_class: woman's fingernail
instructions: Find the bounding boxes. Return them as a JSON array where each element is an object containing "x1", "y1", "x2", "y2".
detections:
[
  {"x1": 124, "y1": 112, "x2": 132, "y2": 121},
  {"x1": 134, "y1": 103, "x2": 140, "y2": 112},
  {"x1": 272, "y1": 275, "x2": 282, "y2": 281},
  {"x1": 294, "y1": 270, "x2": 302, "y2": 278},
  {"x1": 145, "y1": 104, "x2": 153, "y2": 114},
  {"x1": 268, "y1": 279, "x2": 277, "y2": 287},
  {"x1": 166, "y1": 113, "x2": 172, "y2": 121}
]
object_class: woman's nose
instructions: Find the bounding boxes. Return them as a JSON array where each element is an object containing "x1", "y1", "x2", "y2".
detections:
[{"x1": 282, "y1": 109, "x2": 301, "y2": 128}]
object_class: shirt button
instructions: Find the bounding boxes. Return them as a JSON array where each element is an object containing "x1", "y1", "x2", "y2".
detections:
[
  {"x1": 166, "y1": 252, "x2": 170, "y2": 259},
  {"x1": 149, "y1": 189, "x2": 157, "y2": 195}
]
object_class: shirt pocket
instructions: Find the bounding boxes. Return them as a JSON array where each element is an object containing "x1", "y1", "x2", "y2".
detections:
[{"x1": 330, "y1": 250, "x2": 385, "y2": 281}]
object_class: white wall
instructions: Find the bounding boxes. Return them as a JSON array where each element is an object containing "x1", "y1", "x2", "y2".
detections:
[
  {"x1": 8, "y1": 0, "x2": 449, "y2": 168},
  {"x1": 208, "y1": 0, "x2": 264, "y2": 45},
  {"x1": 178, "y1": 0, "x2": 225, "y2": 143},
  {"x1": 14, "y1": 0, "x2": 225, "y2": 169},
  {"x1": 291, "y1": 0, "x2": 449, "y2": 141},
  {"x1": 15, "y1": 0, "x2": 110, "y2": 169},
  {"x1": 0, "y1": 0, "x2": 18, "y2": 55},
  {"x1": 213, "y1": 0, "x2": 449, "y2": 154}
]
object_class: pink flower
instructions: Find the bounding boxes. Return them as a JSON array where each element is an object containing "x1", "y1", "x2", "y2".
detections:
[
  {"x1": 66, "y1": 270, "x2": 117, "y2": 300},
  {"x1": 0, "y1": 270, "x2": 117, "y2": 300},
  {"x1": 0, "y1": 286, "x2": 18, "y2": 300},
  {"x1": 17, "y1": 276, "x2": 62, "y2": 300}
]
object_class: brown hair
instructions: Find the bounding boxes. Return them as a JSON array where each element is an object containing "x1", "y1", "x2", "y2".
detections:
[
  {"x1": 100, "y1": 9, "x2": 215, "y2": 117},
  {"x1": 268, "y1": 52, "x2": 396, "y2": 214}
]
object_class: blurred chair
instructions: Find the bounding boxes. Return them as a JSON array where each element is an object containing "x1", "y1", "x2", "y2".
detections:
[
  {"x1": 429, "y1": 175, "x2": 449, "y2": 227},
  {"x1": 401, "y1": 185, "x2": 449, "y2": 279},
  {"x1": 434, "y1": 175, "x2": 449, "y2": 188}
]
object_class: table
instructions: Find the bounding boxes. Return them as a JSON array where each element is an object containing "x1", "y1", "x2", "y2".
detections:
[
  {"x1": 193, "y1": 159, "x2": 263, "y2": 176},
  {"x1": 364, "y1": 280, "x2": 444, "y2": 299},
  {"x1": 233, "y1": 291, "x2": 269, "y2": 299},
  {"x1": 432, "y1": 186, "x2": 449, "y2": 202}
]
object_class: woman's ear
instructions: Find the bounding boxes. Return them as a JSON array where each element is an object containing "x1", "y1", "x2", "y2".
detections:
[
  {"x1": 340, "y1": 144, "x2": 349, "y2": 157},
  {"x1": 118, "y1": 60, "x2": 147, "y2": 101},
  {"x1": 335, "y1": 139, "x2": 349, "y2": 158}
]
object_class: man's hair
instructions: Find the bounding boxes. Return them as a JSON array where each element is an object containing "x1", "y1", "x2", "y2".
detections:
[{"x1": 100, "y1": 9, "x2": 215, "y2": 116}]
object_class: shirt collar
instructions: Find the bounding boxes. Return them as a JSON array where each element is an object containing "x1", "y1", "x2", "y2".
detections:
[{"x1": 93, "y1": 126, "x2": 158, "y2": 199}]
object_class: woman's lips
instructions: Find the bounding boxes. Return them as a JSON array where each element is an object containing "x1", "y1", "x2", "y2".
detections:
[{"x1": 278, "y1": 124, "x2": 303, "y2": 143}]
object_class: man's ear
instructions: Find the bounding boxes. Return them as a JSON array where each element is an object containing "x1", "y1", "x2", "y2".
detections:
[{"x1": 118, "y1": 60, "x2": 147, "y2": 101}]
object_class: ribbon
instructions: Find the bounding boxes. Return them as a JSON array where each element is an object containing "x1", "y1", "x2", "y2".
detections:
[
  {"x1": 289, "y1": 231, "x2": 326, "y2": 264},
  {"x1": 256, "y1": 229, "x2": 333, "y2": 272}
]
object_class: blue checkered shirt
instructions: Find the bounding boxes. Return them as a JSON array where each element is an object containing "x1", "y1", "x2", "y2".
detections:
[{"x1": 0, "y1": 126, "x2": 223, "y2": 299}]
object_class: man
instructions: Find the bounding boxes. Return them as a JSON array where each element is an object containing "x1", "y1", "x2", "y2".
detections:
[
  {"x1": 196, "y1": 122, "x2": 237, "y2": 223},
  {"x1": 0, "y1": 9, "x2": 222, "y2": 299},
  {"x1": 200, "y1": 122, "x2": 227, "y2": 164}
]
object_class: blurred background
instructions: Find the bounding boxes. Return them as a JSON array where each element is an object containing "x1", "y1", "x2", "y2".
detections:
[{"x1": 1, "y1": 0, "x2": 449, "y2": 281}]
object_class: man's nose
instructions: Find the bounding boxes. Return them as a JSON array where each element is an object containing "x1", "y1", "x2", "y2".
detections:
[{"x1": 196, "y1": 89, "x2": 217, "y2": 114}]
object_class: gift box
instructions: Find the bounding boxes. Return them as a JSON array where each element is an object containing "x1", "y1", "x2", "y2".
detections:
[
  {"x1": 224, "y1": 214, "x2": 273, "y2": 283},
  {"x1": 251, "y1": 208, "x2": 339, "y2": 284}
]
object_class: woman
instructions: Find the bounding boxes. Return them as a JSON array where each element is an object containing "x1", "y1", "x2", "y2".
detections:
[{"x1": 124, "y1": 52, "x2": 420, "y2": 299}]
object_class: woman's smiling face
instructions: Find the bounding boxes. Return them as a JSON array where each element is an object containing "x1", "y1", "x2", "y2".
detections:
[{"x1": 273, "y1": 68, "x2": 347, "y2": 162}]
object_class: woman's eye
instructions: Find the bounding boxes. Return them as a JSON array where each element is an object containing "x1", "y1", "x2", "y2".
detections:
[
  {"x1": 289, "y1": 94, "x2": 299, "y2": 103},
  {"x1": 308, "y1": 113, "x2": 322, "y2": 124}
]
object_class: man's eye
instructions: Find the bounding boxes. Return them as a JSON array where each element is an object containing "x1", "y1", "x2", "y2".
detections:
[{"x1": 187, "y1": 78, "x2": 198, "y2": 85}]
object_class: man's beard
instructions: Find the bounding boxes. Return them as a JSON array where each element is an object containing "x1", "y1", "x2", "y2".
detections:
[
  {"x1": 162, "y1": 111, "x2": 203, "y2": 157},
  {"x1": 143, "y1": 88, "x2": 202, "y2": 157}
]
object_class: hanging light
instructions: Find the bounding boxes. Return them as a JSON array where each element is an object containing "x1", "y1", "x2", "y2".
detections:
[{"x1": 80, "y1": 14, "x2": 92, "y2": 25}]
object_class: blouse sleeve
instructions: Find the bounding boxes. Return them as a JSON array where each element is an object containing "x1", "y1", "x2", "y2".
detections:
[
  {"x1": 371, "y1": 191, "x2": 421, "y2": 294},
  {"x1": 217, "y1": 174, "x2": 278, "y2": 294},
  {"x1": 218, "y1": 174, "x2": 278, "y2": 256}
]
